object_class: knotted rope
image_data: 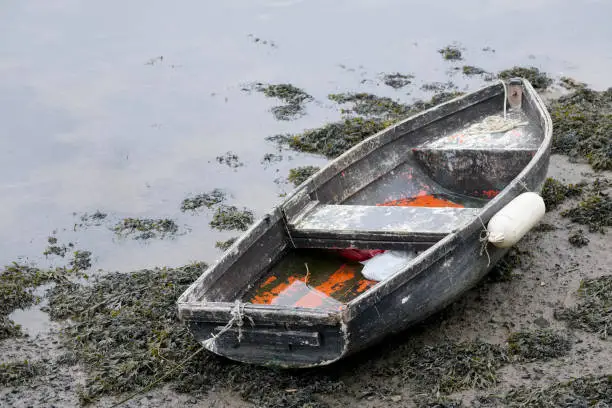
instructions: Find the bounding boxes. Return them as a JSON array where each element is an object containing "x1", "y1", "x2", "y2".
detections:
[{"x1": 204, "y1": 299, "x2": 254, "y2": 348}]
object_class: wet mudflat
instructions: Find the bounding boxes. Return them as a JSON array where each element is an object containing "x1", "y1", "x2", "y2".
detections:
[{"x1": 1, "y1": 0, "x2": 612, "y2": 407}]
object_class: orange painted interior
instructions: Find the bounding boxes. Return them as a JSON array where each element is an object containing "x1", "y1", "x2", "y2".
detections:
[{"x1": 377, "y1": 194, "x2": 464, "y2": 208}]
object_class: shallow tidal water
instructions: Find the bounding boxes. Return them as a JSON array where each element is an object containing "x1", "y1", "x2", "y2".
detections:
[{"x1": 1, "y1": 0, "x2": 612, "y2": 274}]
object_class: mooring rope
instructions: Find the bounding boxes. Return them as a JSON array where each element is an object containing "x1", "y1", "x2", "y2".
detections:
[{"x1": 111, "y1": 300, "x2": 252, "y2": 407}]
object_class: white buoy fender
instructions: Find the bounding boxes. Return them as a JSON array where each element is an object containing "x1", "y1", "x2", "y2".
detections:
[{"x1": 487, "y1": 192, "x2": 546, "y2": 248}]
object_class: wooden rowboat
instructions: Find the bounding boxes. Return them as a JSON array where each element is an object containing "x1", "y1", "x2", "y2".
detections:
[{"x1": 178, "y1": 78, "x2": 552, "y2": 368}]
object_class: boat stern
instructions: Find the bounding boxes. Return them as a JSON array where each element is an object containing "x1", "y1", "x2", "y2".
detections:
[{"x1": 178, "y1": 302, "x2": 348, "y2": 368}]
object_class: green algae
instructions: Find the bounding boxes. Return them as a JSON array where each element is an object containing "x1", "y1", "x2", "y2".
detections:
[
  {"x1": 540, "y1": 177, "x2": 584, "y2": 211},
  {"x1": 180, "y1": 189, "x2": 226, "y2": 212},
  {"x1": 462, "y1": 65, "x2": 487, "y2": 76},
  {"x1": 251, "y1": 83, "x2": 313, "y2": 120},
  {"x1": 396, "y1": 342, "x2": 508, "y2": 394},
  {"x1": 70, "y1": 250, "x2": 92, "y2": 272},
  {"x1": 497, "y1": 66, "x2": 553, "y2": 90},
  {"x1": 561, "y1": 191, "x2": 612, "y2": 233},
  {"x1": 46, "y1": 262, "x2": 344, "y2": 407},
  {"x1": 328, "y1": 93, "x2": 409, "y2": 117},
  {"x1": 0, "y1": 361, "x2": 46, "y2": 387},
  {"x1": 491, "y1": 374, "x2": 611, "y2": 407},
  {"x1": 381, "y1": 72, "x2": 414, "y2": 89},
  {"x1": 275, "y1": 117, "x2": 393, "y2": 158},
  {"x1": 488, "y1": 247, "x2": 530, "y2": 282},
  {"x1": 549, "y1": 86, "x2": 612, "y2": 170},
  {"x1": 556, "y1": 275, "x2": 611, "y2": 339},
  {"x1": 275, "y1": 92, "x2": 464, "y2": 158},
  {"x1": 0, "y1": 263, "x2": 80, "y2": 340},
  {"x1": 209, "y1": 205, "x2": 254, "y2": 231},
  {"x1": 215, "y1": 237, "x2": 237, "y2": 251},
  {"x1": 113, "y1": 218, "x2": 179, "y2": 240},
  {"x1": 421, "y1": 81, "x2": 458, "y2": 92},
  {"x1": 438, "y1": 45, "x2": 463, "y2": 61},
  {"x1": 288, "y1": 165, "x2": 320, "y2": 187},
  {"x1": 216, "y1": 151, "x2": 244, "y2": 168},
  {"x1": 568, "y1": 229, "x2": 589, "y2": 247},
  {"x1": 507, "y1": 329, "x2": 572, "y2": 362}
]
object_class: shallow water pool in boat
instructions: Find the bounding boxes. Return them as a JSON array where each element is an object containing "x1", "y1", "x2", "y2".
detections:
[{"x1": 243, "y1": 249, "x2": 379, "y2": 310}]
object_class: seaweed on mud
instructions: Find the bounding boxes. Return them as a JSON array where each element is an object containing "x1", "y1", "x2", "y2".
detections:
[
  {"x1": 561, "y1": 190, "x2": 612, "y2": 232},
  {"x1": 69, "y1": 250, "x2": 92, "y2": 272},
  {"x1": 288, "y1": 166, "x2": 320, "y2": 187},
  {"x1": 278, "y1": 92, "x2": 463, "y2": 158},
  {"x1": 438, "y1": 45, "x2": 463, "y2": 61},
  {"x1": 113, "y1": 218, "x2": 179, "y2": 240},
  {"x1": 419, "y1": 400, "x2": 462, "y2": 408},
  {"x1": 180, "y1": 189, "x2": 226, "y2": 212},
  {"x1": 421, "y1": 81, "x2": 458, "y2": 92},
  {"x1": 209, "y1": 205, "x2": 254, "y2": 231},
  {"x1": 215, "y1": 237, "x2": 237, "y2": 251},
  {"x1": 0, "y1": 315, "x2": 23, "y2": 340},
  {"x1": 462, "y1": 66, "x2": 487, "y2": 76},
  {"x1": 0, "y1": 263, "x2": 84, "y2": 340},
  {"x1": 43, "y1": 240, "x2": 69, "y2": 257},
  {"x1": 0, "y1": 361, "x2": 46, "y2": 387},
  {"x1": 497, "y1": 66, "x2": 553, "y2": 90},
  {"x1": 507, "y1": 329, "x2": 572, "y2": 362},
  {"x1": 216, "y1": 151, "x2": 244, "y2": 168},
  {"x1": 395, "y1": 342, "x2": 508, "y2": 394},
  {"x1": 491, "y1": 374, "x2": 611, "y2": 407},
  {"x1": 556, "y1": 275, "x2": 611, "y2": 339},
  {"x1": 251, "y1": 83, "x2": 313, "y2": 120},
  {"x1": 277, "y1": 117, "x2": 393, "y2": 158},
  {"x1": 540, "y1": 177, "x2": 584, "y2": 211},
  {"x1": 381, "y1": 72, "x2": 414, "y2": 89},
  {"x1": 549, "y1": 86, "x2": 612, "y2": 170},
  {"x1": 487, "y1": 247, "x2": 530, "y2": 282},
  {"x1": 533, "y1": 223, "x2": 557, "y2": 232},
  {"x1": 328, "y1": 93, "x2": 409, "y2": 118},
  {"x1": 47, "y1": 263, "x2": 344, "y2": 406},
  {"x1": 261, "y1": 152, "x2": 283, "y2": 165},
  {"x1": 568, "y1": 229, "x2": 589, "y2": 247},
  {"x1": 80, "y1": 211, "x2": 107, "y2": 225},
  {"x1": 559, "y1": 76, "x2": 588, "y2": 91}
]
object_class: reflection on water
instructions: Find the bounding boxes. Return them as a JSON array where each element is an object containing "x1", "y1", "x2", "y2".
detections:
[{"x1": 0, "y1": 0, "x2": 611, "y2": 273}]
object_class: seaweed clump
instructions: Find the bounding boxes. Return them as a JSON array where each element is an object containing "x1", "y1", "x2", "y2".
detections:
[
  {"x1": 252, "y1": 83, "x2": 313, "y2": 120},
  {"x1": 568, "y1": 229, "x2": 589, "y2": 247},
  {"x1": 488, "y1": 247, "x2": 530, "y2": 282},
  {"x1": 397, "y1": 342, "x2": 508, "y2": 394},
  {"x1": 381, "y1": 72, "x2": 414, "y2": 89},
  {"x1": 0, "y1": 264, "x2": 79, "y2": 339},
  {"x1": 180, "y1": 189, "x2": 226, "y2": 212},
  {"x1": 556, "y1": 275, "x2": 611, "y2": 339},
  {"x1": 47, "y1": 262, "x2": 344, "y2": 406},
  {"x1": 540, "y1": 177, "x2": 584, "y2": 211},
  {"x1": 113, "y1": 218, "x2": 179, "y2": 240},
  {"x1": 549, "y1": 86, "x2": 612, "y2": 170},
  {"x1": 561, "y1": 190, "x2": 612, "y2": 233},
  {"x1": 328, "y1": 93, "x2": 409, "y2": 118},
  {"x1": 288, "y1": 166, "x2": 320, "y2": 187},
  {"x1": 438, "y1": 45, "x2": 463, "y2": 61},
  {"x1": 209, "y1": 205, "x2": 254, "y2": 231},
  {"x1": 216, "y1": 151, "x2": 244, "y2": 168},
  {"x1": 215, "y1": 237, "x2": 237, "y2": 251},
  {"x1": 275, "y1": 92, "x2": 463, "y2": 158},
  {"x1": 43, "y1": 236, "x2": 71, "y2": 257},
  {"x1": 497, "y1": 66, "x2": 553, "y2": 90},
  {"x1": 507, "y1": 329, "x2": 572, "y2": 362},
  {"x1": 462, "y1": 65, "x2": 487, "y2": 76},
  {"x1": 0, "y1": 361, "x2": 46, "y2": 387},
  {"x1": 493, "y1": 375, "x2": 611, "y2": 407}
]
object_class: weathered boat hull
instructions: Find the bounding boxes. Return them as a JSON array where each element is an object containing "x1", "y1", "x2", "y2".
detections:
[{"x1": 178, "y1": 78, "x2": 552, "y2": 368}]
